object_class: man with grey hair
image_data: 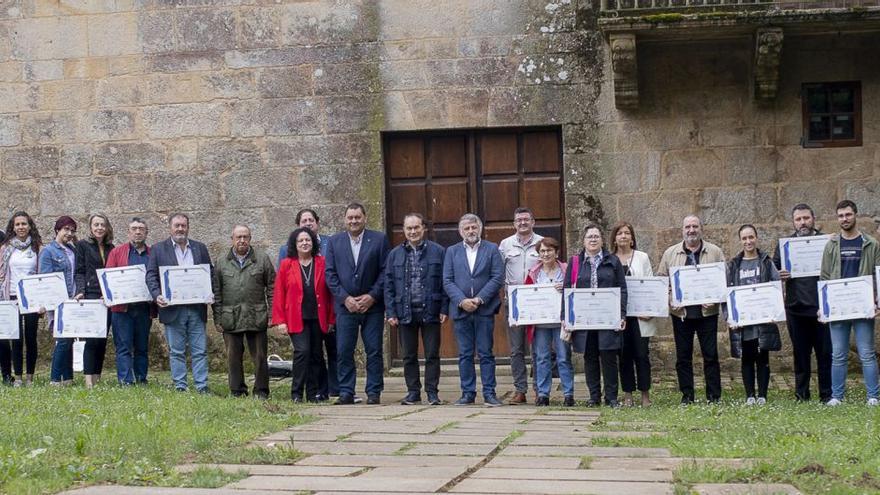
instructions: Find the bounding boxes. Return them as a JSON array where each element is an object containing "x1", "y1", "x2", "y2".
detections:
[
  {"x1": 212, "y1": 224, "x2": 275, "y2": 399},
  {"x1": 657, "y1": 214, "x2": 725, "y2": 404},
  {"x1": 443, "y1": 213, "x2": 505, "y2": 407}
]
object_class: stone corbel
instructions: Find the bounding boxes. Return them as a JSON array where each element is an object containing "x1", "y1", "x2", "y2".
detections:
[
  {"x1": 609, "y1": 33, "x2": 638, "y2": 109},
  {"x1": 754, "y1": 28, "x2": 784, "y2": 103}
]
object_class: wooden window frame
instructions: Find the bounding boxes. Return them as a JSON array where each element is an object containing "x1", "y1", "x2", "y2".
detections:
[{"x1": 801, "y1": 81, "x2": 862, "y2": 149}]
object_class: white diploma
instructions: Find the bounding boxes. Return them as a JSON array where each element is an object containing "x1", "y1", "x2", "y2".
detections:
[
  {"x1": 159, "y1": 264, "x2": 214, "y2": 305},
  {"x1": 563, "y1": 288, "x2": 621, "y2": 330},
  {"x1": 53, "y1": 300, "x2": 108, "y2": 338},
  {"x1": 97, "y1": 265, "x2": 152, "y2": 306},
  {"x1": 726, "y1": 281, "x2": 786, "y2": 327},
  {"x1": 0, "y1": 301, "x2": 20, "y2": 339},
  {"x1": 507, "y1": 284, "x2": 562, "y2": 326},
  {"x1": 778, "y1": 234, "x2": 831, "y2": 278},
  {"x1": 625, "y1": 276, "x2": 669, "y2": 318},
  {"x1": 669, "y1": 262, "x2": 727, "y2": 306},
  {"x1": 817, "y1": 276, "x2": 876, "y2": 323},
  {"x1": 15, "y1": 272, "x2": 69, "y2": 314}
]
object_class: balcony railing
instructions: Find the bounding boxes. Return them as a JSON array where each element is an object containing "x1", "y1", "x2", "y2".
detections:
[{"x1": 601, "y1": 0, "x2": 879, "y2": 14}]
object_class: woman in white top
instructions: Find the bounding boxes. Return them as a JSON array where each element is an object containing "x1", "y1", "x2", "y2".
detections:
[
  {"x1": 0, "y1": 211, "x2": 43, "y2": 387},
  {"x1": 610, "y1": 221, "x2": 655, "y2": 407}
]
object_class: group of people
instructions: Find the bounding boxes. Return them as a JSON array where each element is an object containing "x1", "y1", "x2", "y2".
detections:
[{"x1": 1, "y1": 198, "x2": 878, "y2": 408}]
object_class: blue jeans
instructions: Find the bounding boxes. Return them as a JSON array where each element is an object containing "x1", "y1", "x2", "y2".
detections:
[
  {"x1": 336, "y1": 311, "x2": 384, "y2": 397},
  {"x1": 829, "y1": 319, "x2": 879, "y2": 400},
  {"x1": 50, "y1": 338, "x2": 73, "y2": 382},
  {"x1": 454, "y1": 314, "x2": 496, "y2": 398},
  {"x1": 112, "y1": 306, "x2": 151, "y2": 385},
  {"x1": 164, "y1": 305, "x2": 208, "y2": 391},
  {"x1": 534, "y1": 325, "x2": 574, "y2": 398}
]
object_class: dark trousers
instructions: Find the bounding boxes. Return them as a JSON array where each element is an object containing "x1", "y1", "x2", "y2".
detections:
[
  {"x1": 0, "y1": 312, "x2": 40, "y2": 379},
  {"x1": 787, "y1": 313, "x2": 832, "y2": 402},
  {"x1": 399, "y1": 315, "x2": 440, "y2": 395},
  {"x1": 453, "y1": 313, "x2": 496, "y2": 398},
  {"x1": 224, "y1": 330, "x2": 269, "y2": 398},
  {"x1": 111, "y1": 307, "x2": 151, "y2": 384},
  {"x1": 319, "y1": 329, "x2": 338, "y2": 397},
  {"x1": 620, "y1": 317, "x2": 651, "y2": 393},
  {"x1": 336, "y1": 311, "x2": 384, "y2": 397},
  {"x1": 290, "y1": 319, "x2": 326, "y2": 400},
  {"x1": 741, "y1": 339, "x2": 770, "y2": 399},
  {"x1": 82, "y1": 311, "x2": 110, "y2": 375},
  {"x1": 584, "y1": 331, "x2": 619, "y2": 404},
  {"x1": 672, "y1": 315, "x2": 722, "y2": 401}
]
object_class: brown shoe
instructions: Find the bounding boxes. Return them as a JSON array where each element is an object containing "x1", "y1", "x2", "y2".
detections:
[{"x1": 508, "y1": 392, "x2": 527, "y2": 405}]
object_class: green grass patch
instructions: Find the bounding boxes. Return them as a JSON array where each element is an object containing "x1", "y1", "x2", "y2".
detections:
[
  {"x1": 578, "y1": 456, "x2": 593, "y2": 469},
  {"x1": 0, "y1": 378, "x2": 313, "y2": 494}
]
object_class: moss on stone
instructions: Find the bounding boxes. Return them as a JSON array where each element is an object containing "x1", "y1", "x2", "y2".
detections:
[{"x1": 640, "y1": 13, "x2": 686, "y2": 23}]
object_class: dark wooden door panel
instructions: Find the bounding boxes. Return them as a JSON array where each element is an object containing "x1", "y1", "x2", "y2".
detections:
[
  {"x1": 480, "y1": 134, "x2": 518, "y2": 175},
  {"x1": 523, "y1": 177, "x2": 562, "y2": 220},
  {"x1": 481, "y1": 178, "x2": 519, "y2": 223},
  {"x1": 431, "y1": 181, "x2": 469, "y2": 224},
  {"x1": 389, "y1": 183, "x2": 428, "y2": 221},
  {"x1": 523, "y1": 131, "x2": 561, "y2": 173},
  {"x1": 428, "y1": 137, "x2": 467, "y2": 177},
  {"x1": 387, "y1": 137, "x2": 425, "y2": 179}
]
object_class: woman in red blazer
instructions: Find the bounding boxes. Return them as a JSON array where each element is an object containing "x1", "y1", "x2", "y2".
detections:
[{"x1": 272, "y1": 227, "x2": 335, "y2": 403}]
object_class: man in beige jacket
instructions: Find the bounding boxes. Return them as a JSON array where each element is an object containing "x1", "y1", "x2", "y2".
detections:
[{"x1": 657, "y1": 215, "x2": 725, "y2": 404}]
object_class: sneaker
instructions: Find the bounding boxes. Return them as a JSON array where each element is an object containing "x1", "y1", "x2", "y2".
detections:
[
  {"x1": 535, "y1": 396, "x2": 550, "y2": 407},
  {"x1": 335, "y1": 394, "x2": 355, "y2": 405},
  {"x1": 868, "y1": 398, "x2": 879, "y2": 407},
  {"x1": 826, "y1": 398, "x2": 842, "y2": 407},
  {"x1": 563, "y1": 396, "x2": 575, "y2": 407},
  {"x1": 427, "y1": 393, "x2": 442, "y2": 406},
  {"x1": 454, "y1": 395, "x2": 476, "y2": 406},
  {"x1": 746, "y1": 397, "x2": 757, "y2": 406},
  {"x1": 756, "y1": 397, "x2": 767, "y2": 406},
  {"x1": 680, "y1": 395, "x2": 694, "y2": 405},
  {"x1": 401, "y1": 392, "x2": 421, "y2": 405},
  {"x1": 483, "y1": 395, "x2": 503, "y2": 407}
]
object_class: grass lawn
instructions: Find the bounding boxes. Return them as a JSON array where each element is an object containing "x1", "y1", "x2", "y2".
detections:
[
  {"x1": 0, "y1": 377, "x2": 312, "y2": 495},
  {"x1": 588, "y1": 383, "x2": 880, "y2": 495}
]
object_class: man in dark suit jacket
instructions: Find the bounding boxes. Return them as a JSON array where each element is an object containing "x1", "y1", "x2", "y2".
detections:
[
  {"x1": 145, "y1": 213, "x2": 213, "y2": 393},
  {"x1": 325, "y1": 202, "x2": 391, "y2": 405},
  {"x1": 443, "y1": 213, "x2": 505, "y2": 407}
]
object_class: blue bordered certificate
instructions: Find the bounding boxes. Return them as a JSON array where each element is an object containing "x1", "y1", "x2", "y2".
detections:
[
  {"x1": 507, "y1": 284, "x2": 561, "y2": 326},
  {"x1": 778, "y1": 234, "x2": 831, "y2": 278},
  {"x1": 15, "y1": 272, "x2": 69, "y2": 314},
  {"x1": 625, "y1": 276, "x2": 669, "y2": 318},
  {"x1": 726, "y1": 281, "x2": 785, "y2": 327},
  {"x1": 817, "y1": 276, "x2": 876, "y2": 323},
  {"x1": 0, "y1": 301, "x2": 20, "y2": 339},
  {"x1": 97, "y1": 265, "x2": 152, "y2": 306},
  {"x1": 669, "y1": 262, "x2": 727, "y2": 306},
  {"x1": 53, "y1": 300, "x2": 108, "y2": 338},
  {"x1": 159, "y1": 264, "x2": 214, "y2": 305},
  {"x1": 563, "y1": 288, "x2": 621, "y2": 330}
]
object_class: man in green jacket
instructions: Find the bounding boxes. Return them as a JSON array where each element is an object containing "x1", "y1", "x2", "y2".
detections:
[{"x1": 212, "y1": 224, "x2": 276, "y2": 399}]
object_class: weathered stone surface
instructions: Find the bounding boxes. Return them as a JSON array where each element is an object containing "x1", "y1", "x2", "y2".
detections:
[
  {"x1": 386, "y1": 89, "x2": 488, "y2": 130},
  {"x1": 450, "y1": 479, "x2": 673, "y2": 494},
  {"x1": 358, "y1": 466, "x2": 467, "y2": 479},
  {"x1": 142, "y1": 103, "x2": 228, "y2": 139},
  {"x1": 34, "y1": 79, "x2": 94, "y2": 111},
  {"x1": 315, "y1": 63, "x2": 380, "y2": 96},
  {"x1": 20, "y1": 112, "x2": 79, "y2": 145},
  {"x1": 325, "y1": 95, "x2": 380, "y2": 134},
  {"x1": 222, "y1": 168, "x2": 294, "y2": 208},
  {"x1": 406, "y1": 443, "x2": 496, "y2": 456},
  {"x1": 265, "y1": 134, "x2": 375, "y2": 167},
  {"x1": 146, "y1": 53, "x2": 225, "y2": 73},
  {"x1": 661, "y1": 149, "x2": 724, "y2": 189},
  {"x1": 115, "y1": 174, "x2": 154, "y2": 212},
  {"x1": 256, "y1": 66, "x2": 313, "y2": 98},
  {"x1": 137, "y1": 10, "x2": 176, "y2": 54},
  {"x1": 88, "y1": 13, "x2": 140, "y2": 56},
  {"x1": 176, "y1": 8, "x2": 236, "y2": 52},
  {"x1": 3, "y1": 145, "x2": 58, "y2": 179},
  {"x1": 279, "y1": 1, "x2": 375, "y2": 45},
  {"x1": 96, "y1": 77, "x2": 143, "y2": 107},
  {"x1": 198, "y1": 139, "x2": 261, "y2": 172},
  {"x1": 230, "y1": 99, "x2": 320, "y2": 137},
  {"x1": 485, "y1": 456, "x2": 582, "y2": 470},
  {"x1": 697, "y1": 186, "x2": 777, "y2": 226},
  {"x1": 238, "y1": 7, "x2": 281, "y2": 49},
  {"x1": 59, "y1": 145, "x2": 94, "y2": 176},
  {"x1": 175, "y1": 463, "x2": 361, "y2": 476},
  {"x1": 82, "y1": 110, "x2": 137, "y2": 141},
  {"x1": 11, "y1": 17, "x2": 89, "y2": 60},
  {"x1": 0, "y1": 114, "x2": 21, "y2": 146},
  {"x1": 472, "y1": 467, "x2": 673, "y2": 482},
  {"x1": 150, "y1": 172, "x2": 221, "y2": 210},
  {"x1": 297, "y1": 454, "x2": 478, "y2": 468},
  {"x1": 95, "y1": 143, "x2": 164, "y2": 175},
  {"x1": 500, "y1": 446, "x2": 670, "y2": 458},
  {"x1": 23, "y1": 60, "x2": 63, "y2": 81},
  {"x1": 230, "y1": 474, "x2": 448, "y2": 492},
  {"x1": 200, "y1": 71, "x2": 256, "y2": 100},
  {"x1": 41, "y1": 176, "x2": 115, "y2": 215},
  {"x1": 0, "y1": 179, "x2": 39, "y2": 213}
]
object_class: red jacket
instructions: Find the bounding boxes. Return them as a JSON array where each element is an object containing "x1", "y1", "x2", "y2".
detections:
[
  {"x1": 105, "y1": 243, "x2": 157, "y2": 318},
  {"x1": 272, "y1": 256, "x2": 335, "y2": 333},
  {"x1": 523, "y1": 259, "x2": 568, "y2": 343}
]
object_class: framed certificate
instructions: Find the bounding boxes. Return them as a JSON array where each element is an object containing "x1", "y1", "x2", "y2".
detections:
[
  {"x1": 625, "y1": 276, "x2": 669, "y2": 318},
  {"x1": 778, "y1": 234, "x2": 831, "y2": 278},
  {"x1": 159, "y1": 264, "x2": 213, "y2": 305},
  {"x1": 0, "y1": 301, "x2": 20, "y2": 339},
  {"x1": 563, "y1": 288, "x2": 621, "y2": 330},
  {"x1": 726, "y1": 281, "x2": 786, "y2": 327},
  {"x1": 669, "y1": 262, "x2": 727, "y2": 306},
  {"x1": 53, "y1": 300, "x2": 108, "y2": 338},
  {"x1": 15, "y1": 272, "x2": 69, "y2": 314},
  {"x1": 507, "y1": 284, "x2": 562, "y2": 326},
  {"x1": 97, "y1": 265, "x2": 152, "y2": 306},
  {"x1": 817, "y1": 276, "x2": 876, "y2": 323}
]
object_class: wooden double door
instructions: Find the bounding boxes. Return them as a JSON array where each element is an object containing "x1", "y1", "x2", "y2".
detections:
[{"x1": 383, "y1": 127, "x2": 564, "y2": 360}]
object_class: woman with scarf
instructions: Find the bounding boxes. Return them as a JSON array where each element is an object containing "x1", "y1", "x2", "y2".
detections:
[{"x1": 0, "y1": 212, "x2": 43, "y2": 386}]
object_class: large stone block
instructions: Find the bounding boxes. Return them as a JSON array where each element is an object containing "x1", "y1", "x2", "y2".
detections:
[
  {"x1": 0, "y1": 114, "x2": 20, "y2": 146},
  {"x1": 59, "y1": 145, "x2": 94, "y2": 176},
  {"x1": 95, "y1": 142, "x2": 164, "y2": 174},
  {"x1": 426, "y1": 57, "x2": 513, "y2": 88},
  {"x1": 721, "y1": 147, "x2": 779, "y2": 186},
  {"x1": 225, "y1": 44, "x2": 377, "y2": 69},
  {"x1": 238, "y1": 7, "x2": 281, "y2": 49},
  {"x1": 697, "y1": 186, "x2": 777, "y2": 226},
  {"x1": 257, "y1": 66, "x2": 313, "y2": 98},
  {"x1": 144, "y1": 73, "x2": 205, "y2": 104},
  {"x1": 64, "y1": 57, "x2": 111, "y2": 80},
  {"x1": 96, "y1": 76, "x2": 143, "y2": 107},
  {"x1": 0, "y1": 179, "x2": 38, "y2": 214},
  {"x1": 21, "y1": 112, "x2": 79, "y2": 144},
  {"x1": 198, "y1": 139, "x2": 262, "y2": 172},
  {"x1": 82, "y1": 110, "x2": 137, "y2": 141},
  {"x1": 200, "y1": 70, "x2": 256, "y2": 100},
  {"x1": 151, "y1": 172, "x2": 221, "y2": 210},
  {"x1": 11, "y1": 17, "x2": 89, "y2": 60},
  {"x1": 378, "y1": 61, "x2": 429, "y2": 91},
  {"x1": 166, "y1": 139, "x2": 198, "y2": 171},
  {"x1": 221, "y1": 168, "x2": 294, "y2": 208},
  {"x1": 280, "y1": 1, "x2": 376, "y2": 45},
  {"x1": 187, "y1": 207, "x2": 267, "y2": 256},
  {"x1": 488, "y1": 84, "x2": 593, "y2": 127},
  {"x1": 660, "y1": 149, "x2": 724, "y2": 189},
  {"x1": 0, "y1": 0, "x2": 20, "y2": 19},
  {"x1": 115, "y1": 174, "x2": 154, "y2": 213},
  {"x1": 842, "y1": 179, "x2": 880, "y2": 219},
  {"x1": 314, "y1": 63, "x2": 379, "y2": 96},
  {"x1": 177, "y1": 8, "x2": 236, "y2": 52},
  {"x1": 778, "y1": 145, "x2": 874, "y2": 182},
  {"x1": 324, "y1": 95, "x2": 379, "y2": 133},
  {"x1": 778, "y1": 181, "x2": 838, "y2": 221},
  {"x1": 610, "y1": 119, "x2": 699, "y2": 153},
  {"x1": 386, "y1": 89, "x2": 488, "y2": 130},
  {"x1": 23, "y1": 60, "x2": 63, "y2": 81},
  {"x1": 40, "y1": 176, "x2": 115, "y2": 215},
  {"x1": 295, "y1": 162, "x2": 382, "y2": 206},
  {"x1": 595, "y1": 152, "x2": 660, "y2": 194},
  {"x1": 88, "y1": 13, "x2": 139, "y2": 56},
  {"x1": 0, "y1": 83, "x2": 35, "y2": 112},
  {"x1": 230, "y1": 98, "x2": 320, "y2": 137},
  {"x1": 34, "y1": 79, "x2": 95, "y2": 111},
  {"x1": 617, "y1": 190, "x2": 697, "y2": 231},
  {"x1": 265, "y1": 134, "x2": 375, "y2": 167},
  {"x1": 142, "y1": 103, "x2": 228, "y2": 139},
  {"x1": 3, "y1": 146, "x2": 59, "y2": 179},
  {"x1": 138, "y1": 11, "x2": 176, "y2": 54},
  {"x1": 0, "y1": 61, "x2": 21, "y2": 82},
  {"x1": 146, "y1": 52, "x2": 224, "y2": 73}
]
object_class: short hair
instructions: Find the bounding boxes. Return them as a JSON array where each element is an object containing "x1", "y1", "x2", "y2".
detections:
[
  {"x1": 231, "y1": 224, "x2": 251, "y2": 236},
  {"x1": 403, "y1": 212, "x2": 425, "y2": 226},
  {"x1": 168, "y1": 212, "x2": 189, "y2": 225},
  {"x1": 295, "y1": 208, "x2": 319, "y2": 225},
  {"x1": 87, "y1": 213, "x2": 114, "y2": 246},
  {"x1": 129, "y1": 217, "x2": 147, "y2": 228},
  {"x1": 609, "y1": 221, "x2": 637, "y2": 253},
  {"x1": 738, "y1": 224, "x2": 758, "y2": 237},
  {"x1": 682, "y1": 214, "x2": 702, "y2": 227},
  {"x1": 836, "y1": 199, "x2": 858, "y2": 214},
  {"x1": 582, "y1": 222, "x2": 604, "y2": 239},
  {"x1": 458, "y1": 213, "x2": 483, "y2": 229},
  {"x1": 790, "y1": 203, "x2": 815, "y2": 219},
  {"x1": 286, "y1": 227, "x2": 319, "y2": 258},
  {"x1": 537, "y1": 237, "x2": 560, "y2": 252},
  {"x1": 513, "y1": 207, "x2": 533, "y2": 219},
  {"x1": 345, "y1": 202, "x2": 366, "y2": 215}
]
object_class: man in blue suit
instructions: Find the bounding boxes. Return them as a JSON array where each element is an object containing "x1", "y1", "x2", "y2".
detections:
[
  {"x1": 325, "y1": 203, "x2": 391, "y2": 405},
  {"x1": 145, "y1": 213, "x2": 214, "y2": 393},
  {"x1": 443, "y1": 213, "x2": 505, "y2": 407}
]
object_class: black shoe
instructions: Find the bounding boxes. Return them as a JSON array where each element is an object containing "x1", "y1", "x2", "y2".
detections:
[
  {"x1": 585, "y1": 399, "x2": 599, "y2": 408},
  {"x1": 367, "y1": 394, "x2": 381, "y2": 405},
  {"x1": 606, "y1": 400, "x2": 620, "y2": 408},
  {"x1": 454, "y1": 395, "x2": 476, "y2": 406},
  {"x1": 483, "y1": 395, "x2": 503, "y2": 407},
  {"x1": 292, "y1": 394, "x2": 303, "y2": 403},
  {"x1": 427, "y1": 393, "x2": 442, "y2": 405},
  {"x1": 254, "y1": 393, "x2": 269, "y2": 400},
  {"x1": 175, "y1": 387, "x2": 188, "y2": 393},
  {"x1": 563, "y1": 396, "x2": 575, "y2": 407},
  {"x1": 680, "y1": 395, "x2": 694, "y2": 405},
  {"x1": 313, "y1": 394, "x2": 328, "y2": 402},
  {"x1": 197, "y1": 387, "x2": 211, "y2": 395},
  {"x1": 335, "y1": 394, "x2": 355, "y2": 405},
  {"x1": 535, "y1": 396, "x2": 550, "y2": 407},
  {"x1": 401, "y1": 392, "x2": 421, "y2": 405}
]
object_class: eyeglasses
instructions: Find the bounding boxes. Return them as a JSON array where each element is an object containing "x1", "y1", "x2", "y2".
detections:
[{"x1": 584, "y1": 235, "x2": 602, "y2": 240}]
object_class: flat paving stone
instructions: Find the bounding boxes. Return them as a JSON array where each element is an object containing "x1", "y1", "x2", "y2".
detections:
[
  {"x1": 449, "y1": 479, "x2": 673, "y2": 494},
  {"x1": 291, "y1": 421, "x2": 444, "y2": 434},
  {"x1": 60, "y1": 489, "x2": 304, "y2": 495},
  {"x1": 230, "y1": 475, "x2": 449, "y2": 492},
  {"x1": 471, "y1": 467, "x2": 673, "y2": 482},
  {"x1": 589, "y1": 457, "x2": 751, "y2": 470},
  {"x1": 693, "y1": 483, "x2": 803, "y2": 495},
  {"x1": 262, "y1": 430, "x2": 345, "y2": 442},
  {"x1": 406, "y1": 442, "x2": 496, "y2": 456},
  {"x1": 358, "y1": 466, "x2": 467, "y2": 479},
  {"x1": 175, "y1": 464, "x2": 361, "y2": 476},
  {"x1": 253, "y1": 440, "x2": 406, "y2": 455},
  {"x1": 484, "y1": 456, "x2": 583, "y2": 470},
  {"x1": 297, "y1": 454, "x2": 481, "y2": 468},
  {"x1": 501, "y1": 446, "x2": 671, "y2": 458},
  {"x1": 511, "y1": 431, "x2": 657, "y2": 445},
  {"x1": 346, "y1": 433, "x2": 505, "y2": 444}
]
